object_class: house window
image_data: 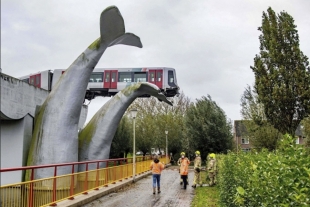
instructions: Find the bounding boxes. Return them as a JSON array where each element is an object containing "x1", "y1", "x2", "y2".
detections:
[
  {"x1": 241, "y1": 137, "x2": 249, "y2": 144},
  {"x1": 296, "y1": 137, "x2": 300, "y2": 144}
]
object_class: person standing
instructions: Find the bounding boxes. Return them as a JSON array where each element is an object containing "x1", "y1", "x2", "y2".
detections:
[
  {"x1": 179, "y1": 152, "x2": 190, "y2": 189},
  {"x1": 207, "y1": 153, "x2": 216, "y2": 187},
  {"x1": 192, "y1": 150, "x2": 202, "y2": 188},
  {"x1": 177, "y1": 152, "x2": 188, "y2": 185},
  {"x1": 150, "y1": 154, "x2": 165, "y2": 194}
]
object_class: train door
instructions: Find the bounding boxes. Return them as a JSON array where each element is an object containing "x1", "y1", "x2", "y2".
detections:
[
  {"x1": 104, "y1": 70, "x2": 118, "y2": 89},
  {"x1": 29, "y1": 74, "x2": 41, "y2": 88},
  {"x1": 148, "y1": 69, "x2": 163, "y2": 89}
]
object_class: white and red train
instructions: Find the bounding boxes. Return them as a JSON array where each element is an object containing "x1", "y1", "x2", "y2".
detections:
[{"x1": 19, "y1": 67, "x2": 180, "y2": 100}]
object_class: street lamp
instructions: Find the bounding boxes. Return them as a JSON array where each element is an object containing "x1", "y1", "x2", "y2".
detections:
[
  {"x1": 165, "y1": 130, "x2": 168, "y2": 165},
  {"x1": 130, "y1": 109, "x2": 138, "y2": 182}
]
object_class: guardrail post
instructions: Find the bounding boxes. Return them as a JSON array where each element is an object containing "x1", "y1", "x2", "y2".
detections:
[
  {"x1": 68, "y1": 164, "x2": 75, "y2": 200},
  {"x1": 104, "y1": 161, "x2": 108, "y2": 187},
  {"x1": 95, "y1": 162, "x2": 99, "y2": 190},
  {"x1": 83, "y1": 163, "x2": 88, "y2": 194},
  {"x1": 28, "y1": 169, "x2": 34, "y2": 207},
  {"x1": 50, "y1": 166, "x2": 57, "y2": 206}
]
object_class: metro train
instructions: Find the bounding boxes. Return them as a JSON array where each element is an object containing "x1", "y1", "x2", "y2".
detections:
[{"x1": 19, "y1": 67, "x2": 180, "y2": 100}]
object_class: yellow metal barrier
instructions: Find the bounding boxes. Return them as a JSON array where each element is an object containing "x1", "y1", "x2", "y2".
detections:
[{"x1": 1, "y1": 157, "x2": 167, "y2": 207}]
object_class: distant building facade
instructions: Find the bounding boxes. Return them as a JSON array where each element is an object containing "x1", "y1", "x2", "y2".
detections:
[
  {"x1": 233, "y1": 120, "x2": 306, "y2": 152},
  {"x1": 234, "y1": 120, "x2": 252, "y2": 152}
]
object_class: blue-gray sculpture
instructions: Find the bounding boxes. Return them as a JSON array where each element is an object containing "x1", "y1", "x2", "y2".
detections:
[
  {"x1": 78, "y1": 82, "x2": 172, "y2": 171},
  {"x1": 26, "y1": 6, "x2": 142, "y2": 179}
]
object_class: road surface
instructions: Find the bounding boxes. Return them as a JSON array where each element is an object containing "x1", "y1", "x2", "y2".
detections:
[{"x1": 82, "y1": 167, "x2": 195, "y2": 207}]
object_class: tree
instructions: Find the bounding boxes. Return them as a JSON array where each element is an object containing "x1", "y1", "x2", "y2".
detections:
[
  {"x1": 251, "y1": 7, "x2": 310, "y2": 136},
  {"x1": 128, "y1": 91, "x2": 190, "y2": 158},
  {"x1": 240, "y1": 85, "x2": 281, "y2": 150},
  {"x1": 185, "y1": 95, "x2": 233, "y2": 160}
]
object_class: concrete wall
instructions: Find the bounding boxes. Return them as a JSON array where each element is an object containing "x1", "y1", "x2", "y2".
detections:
[
  {"x1": 0, "y1": 115, "x2": 33, "y2": 185},
  {"x1": 1, "y1": 73, "x2": 50, "y2": 120},
  {"x1": 0, "y1": 72, "x2": 88, "y2": 184}
]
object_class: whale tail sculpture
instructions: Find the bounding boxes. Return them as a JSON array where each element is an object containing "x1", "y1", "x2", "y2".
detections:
[
  {"x1": 26, "y1": 6, "x2": 142, "y2": 181},
  {"x1": 100, "y1": 6, "x2": 142, "y2": 48},
  {"x1": 88, "y1": 6, "x2": 142, "y2": 53},
  {"x1": 78, "y1": 82, "x2": 172, "y2": 171}
]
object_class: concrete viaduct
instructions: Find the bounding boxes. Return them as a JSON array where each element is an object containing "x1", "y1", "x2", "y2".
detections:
[{"x1": 0, "y1": 72, "x2": 88, "y2": 185}]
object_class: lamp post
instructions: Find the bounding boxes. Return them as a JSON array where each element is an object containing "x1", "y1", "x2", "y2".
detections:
[
  {"x1": 130, "y1": 109, "x2": 137, "y2": 182},
  {"x1": 165, "y1": 130, "x2": 168, "y2": 164}
]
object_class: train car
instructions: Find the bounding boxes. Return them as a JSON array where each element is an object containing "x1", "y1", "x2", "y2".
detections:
[
  {"x1": 19, "y1": 70, "x2": 52, "y2": 91},
  {"x1": 19, "y1": 67, "x2": 179, "y2": 100}
]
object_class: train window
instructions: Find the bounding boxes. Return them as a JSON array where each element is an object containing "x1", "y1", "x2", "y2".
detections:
[
  {"x1": 150, "y1": 72, "x2": 155, "y2": 81},
  {"x1": 22, "y1": 78, "x2": 29, "y2": 83},
  {"x1": 168, "y1": 71, "x2": 174, "y2": 83},
  {"x1": 156, "y1": 71, "x2": 162, "y2": 82},
  {"x1": 111, "y1": 72, "x2": 116, "y2": 82},
  {"x1": 118, "y1": 72, "x2": 131, "y2": 82},
  {"x1": 36, "y1": 75, "x2": 40, "y2": 85},
  {"x1": 30, "y1": 77, "x2": 34, "y2": 85},
  {"x1": 134, "y1": 72, "x2": 147, "y2": 82},
  {"x1": 105, "y1": 73, "x2": 110, "y2": 82},
  {"x1": 90, "y1": 73, "x2": 103, "y2": 82}
]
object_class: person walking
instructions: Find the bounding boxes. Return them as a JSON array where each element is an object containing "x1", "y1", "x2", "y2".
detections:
[
  {"x1": 207, "y1": 153, "x2": 216, "y2": 186},
  {"x1": 150, "y1": 154, "x2": 165, "y2": 194},
  {"x1": 179, "y1": 152, "x2": 190, "y2": 189},
  {"x1": 192, "y1": 150, "x2": 202, "y2": 188}
]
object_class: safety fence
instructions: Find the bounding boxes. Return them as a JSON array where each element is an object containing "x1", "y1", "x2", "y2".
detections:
[{"x1": 0, "y1": 156, "x2": 166, "y2": 207}]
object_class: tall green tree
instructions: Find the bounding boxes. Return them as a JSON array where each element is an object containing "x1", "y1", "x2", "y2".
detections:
[
  {"x1": 185, "y1": 95, "x2": 233, "y2": 160},
  {"x1": 240, "y1": 85, "x2": 281, "y2": 150},
  {"x1": 251, "y1": 7, "x2": 310, "y2": 136}
]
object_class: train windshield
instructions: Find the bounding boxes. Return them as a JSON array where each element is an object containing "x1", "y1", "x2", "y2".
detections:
[{"x1": 168, "y1": 71, "x2": 175, "y2": 83}]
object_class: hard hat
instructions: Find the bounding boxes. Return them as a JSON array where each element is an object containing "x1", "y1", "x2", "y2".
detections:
[
  {"x1": 195, "y1": 151, "x2": 200, "y2": 155},
  {"x1": 180, "y1": 152, "x2": 185, "y2": 156},
  {"x1": 209, "y1": 153, "x2": 215, "y2": 158}
]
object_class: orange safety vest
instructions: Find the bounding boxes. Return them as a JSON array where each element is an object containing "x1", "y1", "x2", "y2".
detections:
[
  {"x1": 150, "y1": 161, "x2": 164, "y2": 174},
  {"x1": 179, "y1": 158, "x2": 190, "y2": 175}
]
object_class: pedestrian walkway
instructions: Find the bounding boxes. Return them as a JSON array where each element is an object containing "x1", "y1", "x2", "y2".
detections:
[{"x1": 57, "y1": 166, "x2": 195, "y2": 207}]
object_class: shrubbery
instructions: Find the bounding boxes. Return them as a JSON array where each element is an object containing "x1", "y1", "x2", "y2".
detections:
[{"x1": 218, "y1": 135, "x2": 310, "y2": 206}]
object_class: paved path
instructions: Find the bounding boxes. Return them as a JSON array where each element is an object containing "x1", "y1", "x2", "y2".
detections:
[{"x1": 82, "y1": 167, "x2": 195, "y2": 207}]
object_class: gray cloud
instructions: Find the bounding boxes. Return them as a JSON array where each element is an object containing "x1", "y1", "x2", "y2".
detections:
[{"x1": 2, "y1": 0, "x2": 310, "y2": 123}]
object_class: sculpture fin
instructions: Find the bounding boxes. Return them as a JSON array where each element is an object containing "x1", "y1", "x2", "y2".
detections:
[
  {"x1": 99, "y1": 6, "x2": 142, "y2": 48},
  {"x1": 109, "y1": 33, "x2": 142, "y2": 48}
]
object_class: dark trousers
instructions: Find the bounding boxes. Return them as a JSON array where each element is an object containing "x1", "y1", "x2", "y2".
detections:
[{"x1": 181, "y1": 175, "x2": 188, "y2": 189}]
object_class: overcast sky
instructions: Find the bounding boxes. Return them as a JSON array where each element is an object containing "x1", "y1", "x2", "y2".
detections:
[{"x1": 2, "y1": 0, "x2": 310, "y2": 123}]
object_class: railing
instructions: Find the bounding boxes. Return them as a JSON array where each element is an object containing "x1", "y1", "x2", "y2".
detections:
[{"x1": 0, "y1": 156, "x2": 165, "y2": 207}]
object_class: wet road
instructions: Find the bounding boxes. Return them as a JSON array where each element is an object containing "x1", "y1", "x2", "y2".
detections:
[{"x1": 82, "y1": 167, "x2": 195, "y2": 207}]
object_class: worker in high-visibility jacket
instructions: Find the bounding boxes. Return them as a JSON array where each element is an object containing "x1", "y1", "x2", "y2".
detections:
[
  {"x1": 179, "y1": 152, "x2": 190, "y2": 189},
  {"x1": 177, "y1": 152, "x2": 189, "y2": 185},
  {"x1": 207, "y1": 153, "x2": 216, "y2": 186},
  {"x1": 150, "y1": 154, "x2": 165, "y2": 194},
  {"x1": 192, "y1": 150, "x2": 202, "y2": 188}
]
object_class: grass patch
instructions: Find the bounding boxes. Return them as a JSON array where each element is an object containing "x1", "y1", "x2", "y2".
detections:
[{"x1": 191, "y1": 171, "x2": 219, "y2": 207}]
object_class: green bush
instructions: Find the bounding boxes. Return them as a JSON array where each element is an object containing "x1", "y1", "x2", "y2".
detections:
[{"x1": 218, "y1": 135, "x2": 310, "y2": 206}]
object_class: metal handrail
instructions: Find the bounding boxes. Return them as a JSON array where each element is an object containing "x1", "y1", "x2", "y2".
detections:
[{"x1": 0, "y1": 156, "x2": 165, "y2": 207}]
